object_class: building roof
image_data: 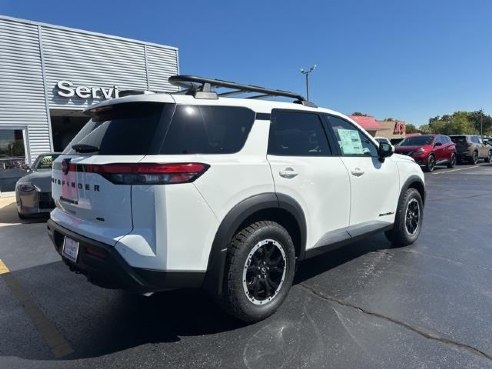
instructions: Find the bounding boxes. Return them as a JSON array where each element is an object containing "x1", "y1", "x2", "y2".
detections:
[{"x1": 348, "y1": 115, "x2": 382, "y2": 130}]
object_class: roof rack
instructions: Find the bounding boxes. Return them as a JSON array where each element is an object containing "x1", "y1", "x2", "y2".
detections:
[{"x1": 168, "y1": 75, "x2": 317, "y2": 108}]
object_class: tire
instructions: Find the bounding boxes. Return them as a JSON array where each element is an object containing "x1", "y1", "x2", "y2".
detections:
[
  {"x1": 485, "y1": 151, "x2": 492, "y2": 163},
  {"x1": 385, "y1": 188, "x2": 424, "y2": 247},
  {"x1": 470, "y1": 151, "x2": 479, "y2": 165},
  {"x1": 424, "y1": 154, "x2": 435, "y2": 172},
  {"x1": 17, "y1": 212, "x2": 27, "y2": 220},
  {"x1": 221, "y1": 221, "x2": 296, "y2": 322},
  {"x1": 447, "y1": 153, "x2": 456, "y2": 168}
]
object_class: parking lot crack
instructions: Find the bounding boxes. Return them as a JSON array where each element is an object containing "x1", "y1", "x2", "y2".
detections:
[{"x1": 299, "y1": 283, "x2": 492, "y2": 361}]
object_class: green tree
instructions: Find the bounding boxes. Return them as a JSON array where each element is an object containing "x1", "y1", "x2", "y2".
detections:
[{"x1": 405, "y1": 123, "x2": 419, "y2": 134}]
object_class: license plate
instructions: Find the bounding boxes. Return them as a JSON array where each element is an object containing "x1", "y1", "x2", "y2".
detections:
[{"x1": 62, "y1": 237, "x2": 79, "y2": 263}]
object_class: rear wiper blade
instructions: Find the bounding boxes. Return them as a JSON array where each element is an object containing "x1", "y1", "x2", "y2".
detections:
[{"x1": 72, "y1": 144, "x2": 100, "y2": 153}]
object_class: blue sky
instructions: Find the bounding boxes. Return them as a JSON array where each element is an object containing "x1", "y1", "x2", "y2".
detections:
[{"x1": 1, "y1": 0, "x2": 491, "y2": 126}]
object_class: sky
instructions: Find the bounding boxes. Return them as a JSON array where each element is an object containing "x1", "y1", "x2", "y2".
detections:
[{"x1": 1, "y1": 0, "x2": 492, "y2": 126}]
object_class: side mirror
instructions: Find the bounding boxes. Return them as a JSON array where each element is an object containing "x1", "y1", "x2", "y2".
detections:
[
  {"x1": 434, "y1": 142, "x2": 442, "y2": 147},
  {"x1": 378, "y1": 142, "x2": 393, "y2": 162}
]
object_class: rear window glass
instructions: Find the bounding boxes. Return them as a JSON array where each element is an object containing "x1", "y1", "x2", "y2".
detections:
[
  {"x1": 64, "y1": 102, "x2": 167, "y2": 155},
  {"x1": 160, "y1": 105, "x2": 255, "y2": 154},
  {"x1": 450, "y1": 136, "x2": 466, "y2": 144}
]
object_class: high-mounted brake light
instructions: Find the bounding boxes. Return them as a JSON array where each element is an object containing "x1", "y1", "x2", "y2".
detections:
[{"x1": 74, "y1": 163, "x2": 209, "y2": 185}]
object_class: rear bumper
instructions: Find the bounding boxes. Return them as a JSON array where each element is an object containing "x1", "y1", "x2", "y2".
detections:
[{"x1": 47, "y1": 219, "x2": 205, "y2": 292}]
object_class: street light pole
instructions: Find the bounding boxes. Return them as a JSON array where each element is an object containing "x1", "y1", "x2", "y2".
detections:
[
  {"x1": 300, "y1": 64, "x2": 317, "y2": 101},
  {"x1": 480, "y1": 108, "x2": 483, "y2": 137}
]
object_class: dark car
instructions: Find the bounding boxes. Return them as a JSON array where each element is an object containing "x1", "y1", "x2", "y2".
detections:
[
  {"x1": 15, "y1": 152, "x2": 61, "y2": 219},
  {"x1": 449, "y1": 135, "x2": 492, "y2": 164},
  {"x1": 395, "y1": 134, "x2": 456, "y2": 172}
]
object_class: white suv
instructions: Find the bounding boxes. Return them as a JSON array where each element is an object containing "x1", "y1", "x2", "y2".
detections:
[{"x1": 47, "y1": 76, "x2": 425, "y2": 322}]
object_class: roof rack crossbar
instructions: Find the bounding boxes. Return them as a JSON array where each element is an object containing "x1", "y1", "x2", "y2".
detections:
[{"x1": 168, "y1": 75, "x2": 316, "y2": 106}]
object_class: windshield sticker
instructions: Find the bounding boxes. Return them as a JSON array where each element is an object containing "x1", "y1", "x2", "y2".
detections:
[{"x1": 337, "y1": 129, "x2": 364, "y2": 155}]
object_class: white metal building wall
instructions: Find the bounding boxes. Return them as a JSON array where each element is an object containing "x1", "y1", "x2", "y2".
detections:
[
  {"x1": 0, "y1": 19, "x2": 51, "y2": 160},
  {"x1": 0, "y1": 16, "x2": 179, "y2": 164}
]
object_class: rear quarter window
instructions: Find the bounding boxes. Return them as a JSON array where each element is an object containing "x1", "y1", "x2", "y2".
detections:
[{"x1": 160, "y1": 105, "x2": 255, "y2": 154}]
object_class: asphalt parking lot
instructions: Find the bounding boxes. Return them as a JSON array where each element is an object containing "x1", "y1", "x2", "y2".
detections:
[{"x1": 0, "y1": 163, "x2": 491, "y2": 369}]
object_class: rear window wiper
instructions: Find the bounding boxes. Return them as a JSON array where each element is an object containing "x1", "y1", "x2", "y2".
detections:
[{"x1": 72, "y1": 144, "x2": 100, "y2": 153}]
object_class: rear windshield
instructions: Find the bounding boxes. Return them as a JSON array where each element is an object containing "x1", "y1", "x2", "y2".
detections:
[
  {"x1": 64, "y1": 103, "x2": 255, "y2": 156},
  {"x1": 64, "y1": 102, "x2": 168, "y2": 155},
  {"x1": 399, "y1": 136, "x2": 434, "y2": 146},
  {"x1": 450, "y1": 136, "x2": 467, "y2": 144}
]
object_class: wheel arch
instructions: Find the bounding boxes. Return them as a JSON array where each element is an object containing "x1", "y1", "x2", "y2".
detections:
[
  {"x1": 202, "y1": 193, "x2": 306, "y2": 297},
  {"x1": 401, "y1": 175, "x2": 426, "y2": 205}
]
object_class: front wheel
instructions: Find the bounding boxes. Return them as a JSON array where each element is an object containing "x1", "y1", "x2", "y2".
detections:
[
  {"x1": 424, "y1": 154, "x2": 435, "y2": 172},
  {"x1": 385, "y1": 188, "x2": 424, "y2": 246},
  {"x1": 447, "y1": 153, "x2": 456, "y2": 168},
  {"x1": 485, "y1": 151, "x2": 492, "y2": 163},
  {"x1": 221, "y1": 221, "x2": 296, "y2": 322},
  {"x1": 470, "y1": 151, "x2": 479, "y2": 165}
]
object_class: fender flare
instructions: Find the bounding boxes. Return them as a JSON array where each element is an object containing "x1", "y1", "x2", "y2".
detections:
[
  {"x1": 400, "y1": 175, "x2": 426, "y2": 205},
  {"x1": 202, "y1": 192, "x2": 306, "y2": 297}
]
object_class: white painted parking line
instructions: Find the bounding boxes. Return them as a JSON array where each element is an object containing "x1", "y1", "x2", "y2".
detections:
[{"x1": 432, "y1": 166, "x2": 479, "y2": 175}]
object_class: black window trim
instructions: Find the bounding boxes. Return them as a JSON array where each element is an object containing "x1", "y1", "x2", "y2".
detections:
[
  {"x1": 268, "y1": 109, "x2": 335, "y2": 157},
  {"x1": 321, "y1": 113, "x2": 379, "y2": 158}
]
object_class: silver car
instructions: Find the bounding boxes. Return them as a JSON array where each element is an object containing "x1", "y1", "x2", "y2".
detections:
[{"x1": 15, "y1": 153, "x2": 60, "y2": 219}]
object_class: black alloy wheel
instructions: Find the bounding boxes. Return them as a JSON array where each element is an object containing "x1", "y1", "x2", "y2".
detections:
[
  {"x1": 447, "y1": 153, "x2": 456, "y2": 168},
  {"x1": 221, "y1": 221, "x2": 296, "y2": 322},
  {"x1": 486, "y1": 151, "x2": 492, "y2": 163},
  {"x1": 471, "y1": 151, "x2": 479, "y2": 165},
  {"x1": 425, "y1": 154, "x2": 436, "y2": 172},
  {"x1": 243, "y1": 239, "x2": 286, "y2": 305}
]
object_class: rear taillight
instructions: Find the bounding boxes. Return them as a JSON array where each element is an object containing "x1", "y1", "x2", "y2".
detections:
[{"x1": 78, "y1": 163, "x2": 209, "y2": 185}]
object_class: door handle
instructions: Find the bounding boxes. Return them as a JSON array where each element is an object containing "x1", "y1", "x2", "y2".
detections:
[
  {"x1": 279, "y1": 168, "x2": 298, "y2": 178},
  {"x1": 351, "y1": 168, "x2": 365, "y2": 177}
]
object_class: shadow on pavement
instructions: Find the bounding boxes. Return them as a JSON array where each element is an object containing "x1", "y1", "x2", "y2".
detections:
[{"x1": 0, "y1": 232, "x2": 394, "y2": 361}]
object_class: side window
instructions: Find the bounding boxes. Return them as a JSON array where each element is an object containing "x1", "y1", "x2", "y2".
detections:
[
  {"x1": 324, "y1": 115, "x2": 378, "y2": 157},
  {"x1": 268, "y1": 110, "x2": 331, "y2": 156},
  {"x1": 160, "y1": 105, "x2": 255, "y2": 154}
]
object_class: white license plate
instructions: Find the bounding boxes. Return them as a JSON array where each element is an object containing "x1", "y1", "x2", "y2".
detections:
[{"x1": 62, "y1": 237, "x2": 79, "y2": 263}]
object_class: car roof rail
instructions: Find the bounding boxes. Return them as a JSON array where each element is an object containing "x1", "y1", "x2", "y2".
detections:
[{"x1": 168, "y1": 75, "x2": 317, "y2": 107}]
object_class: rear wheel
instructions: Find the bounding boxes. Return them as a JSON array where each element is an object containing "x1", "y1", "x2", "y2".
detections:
[
  {"x1": 470, "y1": 151, "x2": 479, "y2": 165},
  {"x1": 447, "y1": 153, "x2": 456, "y2": 168},
  {"x1": 221, "y1": 221, "x2": 296, "y2": 322},
  {"x1": 385, "y1": 188, "x2": 424, "y2": 246},
  {"x1": 424, "y1": 154, "x2": 435, "y2": 172}
]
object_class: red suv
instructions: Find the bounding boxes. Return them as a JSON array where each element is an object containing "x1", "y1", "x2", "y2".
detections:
[{"x1": 395, "y1": 134, "x2": 456, "y2": 172}]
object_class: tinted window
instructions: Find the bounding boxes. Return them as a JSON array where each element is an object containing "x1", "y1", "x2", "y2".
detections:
[
  {"x1": 161, "y1": 105, "x2": 254, "y2": 154},
  {"x1": 268, "y1": 111, "x2": 331, "y2": 156},
  {"x1": 65, "y1": 102, "x2": 167, "y2": 155},
  {"x1": 450, "y1": 136, "x2": 466, "y2": 144},
  {"x1": 33, "y1": 154, "x2": 59, "y2": 170},
  {"x1": 325, "y1": 115, "x2": 378, "y2": 157},
  {"x1": 399, "y1": 136, "x2": 434, "y2": 146},
  {"x1": 471, "y1": 136, "x2": 480, "y2": 144}
]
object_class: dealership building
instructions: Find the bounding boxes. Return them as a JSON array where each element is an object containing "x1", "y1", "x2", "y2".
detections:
[{"x1": 0, "y1": 15, "x2": 179, "y2": 190}]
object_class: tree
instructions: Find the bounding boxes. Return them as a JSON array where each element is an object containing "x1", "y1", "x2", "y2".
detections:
[{"x1": 405, "y1": 123, "x2": 419, "y2": 134}]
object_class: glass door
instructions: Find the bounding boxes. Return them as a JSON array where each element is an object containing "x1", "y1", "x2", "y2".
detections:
[{"x1": 0, "y1": 128, "x2": 28, "y2": 191}]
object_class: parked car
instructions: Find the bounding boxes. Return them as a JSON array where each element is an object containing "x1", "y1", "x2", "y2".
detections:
[
  {"x1": 47, "y1": 75, "x2": 425, "y2": 322},
  {"x1": 394, "y1": 134, "x2": 456, "y2": 172},
  {"x1": 15, "y1": 152, "x2": 61, "y2": 219},
  {"x1": 449, "y1": 135, "x2": 492, "y2": 164}
]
